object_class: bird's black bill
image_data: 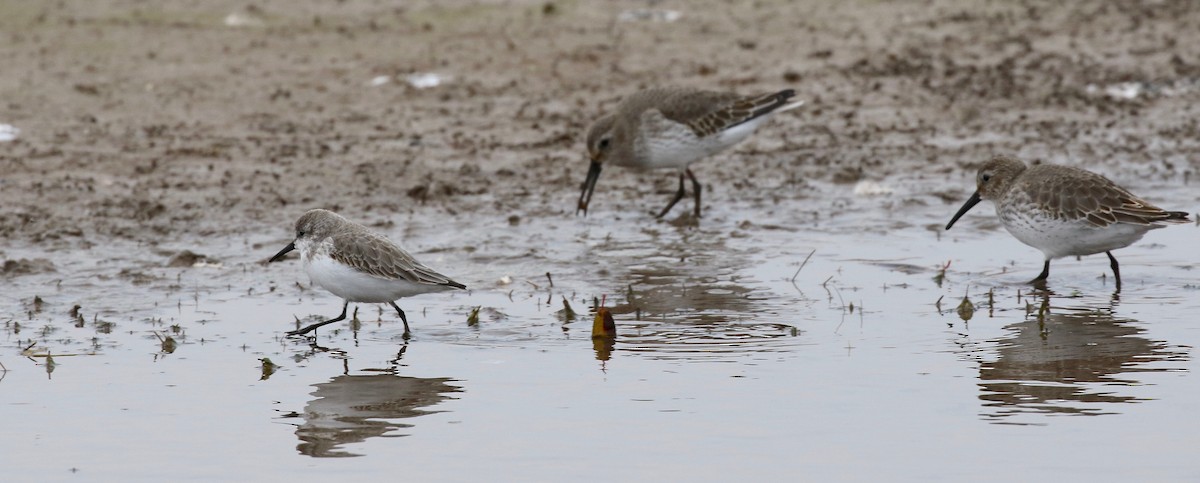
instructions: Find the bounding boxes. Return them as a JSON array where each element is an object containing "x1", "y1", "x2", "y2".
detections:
[
  {"x1": 576, "y1": 161, "x2": 602, "y2": 216},
  {"x1": 268, "y1": 242, "x2": 296, "y2": 263},
  {"x1": 945, "y1": 192, "x2": 982, "y2": 230}
]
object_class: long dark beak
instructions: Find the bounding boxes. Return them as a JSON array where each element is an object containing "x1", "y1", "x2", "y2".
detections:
[
  {"x1": 945, "y1": 192, "x2": 982, "y2": 230},
  {"x1": 576, "y1": 161, "x2": 602, "y2": 216},
  {"x1": 268, "y1": 241, "x2": 296, "y2": 262}
]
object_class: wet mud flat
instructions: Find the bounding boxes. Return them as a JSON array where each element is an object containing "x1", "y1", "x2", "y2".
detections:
[{"x1": 3, "y1": 0, "x2": 1200, "y2": 481}]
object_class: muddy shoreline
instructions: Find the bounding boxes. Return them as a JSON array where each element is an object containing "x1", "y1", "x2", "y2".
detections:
[{"x1": 1, "y1": 1, "x2": 1198, "y2": 317}]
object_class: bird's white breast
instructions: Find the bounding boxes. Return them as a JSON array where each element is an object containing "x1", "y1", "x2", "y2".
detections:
[
  {"x1": 631, "y1": 112, "x2": 771, "y2": 170},
  {"x1": 998, "y1": 200, "x2": 1155, "y2": 259},
  {"x1": 302, "y1": 245, "x2": 448, "y2": 303}
]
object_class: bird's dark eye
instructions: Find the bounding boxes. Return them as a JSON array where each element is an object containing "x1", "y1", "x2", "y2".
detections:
[
  {"x1": 297, "y1": 230, "x2": 305, "y2": 237},
  {"x1": 598, "y1": 138, "x2": 611, "y2": 150},
  {"x1": 981, "y1": 173, "x2": 992, "y2": 182}
]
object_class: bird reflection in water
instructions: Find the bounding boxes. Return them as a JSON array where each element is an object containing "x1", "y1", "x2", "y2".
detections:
[
  {"x1": 292, "y1": 374, "x2": 461, "y2": 457},
  {"x1": 579, "y1": 229, "x2": 807, "y2": 362},
  {"x1": 975, "y1": 296, "x2": 1187, "y2": 424}
]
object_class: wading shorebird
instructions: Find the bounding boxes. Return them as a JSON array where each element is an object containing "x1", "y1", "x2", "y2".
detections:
[
  {"x1": 945, "y1": 155, "x2": 1190, "y2": 290},
  {"x1": 577, "y1": 87, "x2": 804, "y2": 218},
  {"x1": 269, "y1": 209, "x2": 465, "y2": 337}
]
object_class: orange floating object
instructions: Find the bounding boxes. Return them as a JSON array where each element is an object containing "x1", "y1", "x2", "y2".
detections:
[
  {"x1": 592, "y1": 296, "x2": 616, "y2": 338},
  {"x1": 592, "y1": 306, "x2": 616, "y2": 338}
]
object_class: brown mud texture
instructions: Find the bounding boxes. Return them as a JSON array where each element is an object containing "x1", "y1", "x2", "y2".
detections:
[{"x1": 2, "y1": 0, "x2": 1198, "y2": 254}]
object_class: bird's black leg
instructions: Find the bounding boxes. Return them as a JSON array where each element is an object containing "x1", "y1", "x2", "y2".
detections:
[
  {"x1": 288, "y1": 300, "x2": 349, "y2": 337},
  {"x1": 390, "y1": 301, "x2": 411, "y2": 336},
  {"x1": 656, "y1": 171, "x2": 688, "y2": 218},
  {"x1": 1106, "y1": 251, "x2": 1121, "y2": 291},
  {"x1": 686, "y1": 168, "x2": 702, "y2": 218},
  {"x1": 1030, "y1": 260, "x2": 1050, "y2": 285}
]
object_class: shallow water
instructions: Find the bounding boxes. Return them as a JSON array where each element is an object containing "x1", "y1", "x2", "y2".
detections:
[{"x1": 4, "y1": 170, "x2": 1199, "y2": 482}]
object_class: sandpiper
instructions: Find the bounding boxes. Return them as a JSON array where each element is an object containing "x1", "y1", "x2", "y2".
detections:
[
  {"x1": 577, "y1": 87, "x2": 804, "y2": 218},
  {"x1": 945, "y1": 155, "x2": 1190, "y2": 289},
  {"x1": 269, "y1": 209, "x2": 466, "y2": 337}
]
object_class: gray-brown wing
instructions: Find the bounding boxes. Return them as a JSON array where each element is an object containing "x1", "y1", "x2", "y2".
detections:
[
  {"x1": 638, "y1": 88, "x2": 744, "y2": 125},
  {"x1": 1027, "y1": 166, "x2": 1186, "y2": 227},
  {"x1": 683, "y1": 89, "x2": 797, "y2": 138},
  {"x1": 330, "y1": 231, "x2": 464, "y2": 288}
]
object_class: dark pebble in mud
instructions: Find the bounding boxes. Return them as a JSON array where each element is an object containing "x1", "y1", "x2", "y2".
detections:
[
  {"x1": 1, "y1": 258, "x2": 56, "y2": 276},
  {"x1": 166, "y1": 250, "x2": 210, "y2": 267},
  {"x1": 117, "y1": 268, "x2": 156, "y2": 285}
]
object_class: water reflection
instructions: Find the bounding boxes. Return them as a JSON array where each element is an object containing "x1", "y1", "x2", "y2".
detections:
[
  {"x1": 581, "y1": 225, "x2": 807, "y2": 360},
  {"x1": 588, "y1": 226, "x2": 763, "y2": 322},
  {"x1": 975, "y1": 300, "x2": 1187, "y2": 424},
  {"x1": 592, "y1": 336, "x2": 616, "y2": 362},
  {"x1": 293, "y1": 374, "x2": 462, "y2": 457}
]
